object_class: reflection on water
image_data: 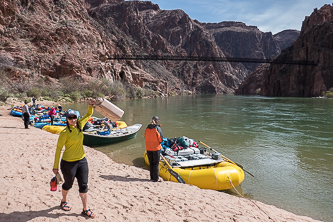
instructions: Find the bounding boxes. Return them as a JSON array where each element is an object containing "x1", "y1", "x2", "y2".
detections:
[{"x1": 64, "y1": 95, "x2": 333, "y2": 222}]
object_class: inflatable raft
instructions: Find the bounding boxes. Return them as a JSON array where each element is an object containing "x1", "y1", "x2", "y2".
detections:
[
  {"x1": 144, "y1": 145, "x2": 245, "y2": 191},
  {"x1": 41, "y1": 120, "x2": 127, "y2": 134},
  {"x1": 42, "y1": 122, "x2": 142, "y2": 147}
]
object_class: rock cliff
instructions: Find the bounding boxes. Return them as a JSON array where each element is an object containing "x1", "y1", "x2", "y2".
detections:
[
  {"x1": 273, "y1": 30, "x2": 300, "y2": 51},
  {"x1": 236, "y1": 4, "x2": 333, "y2": 97},
  {"x1": 204, "y1": 22, "x2": 280, "y2": 72},
  {"x1": 0, "y1": 0, "x2": 299, "y2": 96}
]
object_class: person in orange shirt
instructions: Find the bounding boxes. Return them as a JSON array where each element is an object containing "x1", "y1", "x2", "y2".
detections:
[{"x1": 144, "y1": 116, "x2": 164, "y2": 182}]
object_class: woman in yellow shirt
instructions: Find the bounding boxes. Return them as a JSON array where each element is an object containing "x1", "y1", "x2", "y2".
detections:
[{"x1": 52, "y1": 99, "x2": 96, "y2": 218}]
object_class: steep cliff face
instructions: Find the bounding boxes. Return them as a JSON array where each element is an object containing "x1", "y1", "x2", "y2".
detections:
[
  {"x1": 263, "y1": 4, "x2": 333, "y2": 97},
  {"x1": 0, "y1": 0, "x2": 300, "y2": 96},
  {"x1": 273, "y1": 30, "x2": 300, "y2": 50},
  {"x1": 88, "y1": 1, "x2": 239, "y2": 94},
  {"x1": 237, "y1": 4, "x2": 333, "y2": 97},
  {"x1": 203, "y1": 22, "x2": 281, "y2": 72},
  {"x1": 234, "y1": 64, "x2": 270, "y2": 95},
  {"x1": 0, "y1": 0, "x2": 170, "y2": 95},
  {"x1": 202, "y1": 22, "x2": 299, "y2": 89}
]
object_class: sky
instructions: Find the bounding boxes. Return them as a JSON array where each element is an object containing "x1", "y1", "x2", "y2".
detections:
[{"x1": 146, "y1": 0, "x2": 331, "y2": 34}]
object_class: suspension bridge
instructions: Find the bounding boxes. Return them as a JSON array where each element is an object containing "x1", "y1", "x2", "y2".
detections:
[{"x1": 107, "y1": 55, "x2": 317, "y2": 66}]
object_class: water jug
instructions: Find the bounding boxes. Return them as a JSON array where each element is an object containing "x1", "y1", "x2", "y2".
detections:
[
  {"x1": 94, "y1": 98, "x2": 124, "y2": 121},
  {"x1": 50, "y1": 177, "x2": 57, "y2": 191}
]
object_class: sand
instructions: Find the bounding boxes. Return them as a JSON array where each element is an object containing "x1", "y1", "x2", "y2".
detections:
[{"x1": 0, "y1": 104, "x2": 320, "y2": 222}]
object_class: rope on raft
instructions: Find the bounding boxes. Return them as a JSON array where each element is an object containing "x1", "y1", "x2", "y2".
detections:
[{"x1": 227, "y1": 176, "x2": 275, "y2": 222}]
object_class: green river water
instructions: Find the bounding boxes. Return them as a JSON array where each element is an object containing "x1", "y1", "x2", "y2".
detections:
[{"x1": 65, "y1": 95, "x2": 333, "y2": 222}]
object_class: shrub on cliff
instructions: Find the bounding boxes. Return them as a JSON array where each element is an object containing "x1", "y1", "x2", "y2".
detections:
[
  {"x1": 27, "y1": 87, "x2": 42, "y2": 99},
  {"x1": 0, "y1": 88, "x2": 9, "y2": 102},
  {"x1": 322, "y1": 87, "x2": 333, "y2": 98}
]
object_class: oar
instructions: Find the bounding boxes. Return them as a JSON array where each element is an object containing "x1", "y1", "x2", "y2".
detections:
[
  {"x1": 160, "y1": 154, "x2": 186, "y2": 184},
  {"x1": 199, "y1": 141, "x2": 255, "y2": 177}
]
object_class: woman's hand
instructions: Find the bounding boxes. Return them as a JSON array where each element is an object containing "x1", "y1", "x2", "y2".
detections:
[
  {"x1": 89, "y1": 99, "x2": 96, "y2": 106},
  {"x1": 53, "y1": 169, "x2": 58, "y2": 175}
]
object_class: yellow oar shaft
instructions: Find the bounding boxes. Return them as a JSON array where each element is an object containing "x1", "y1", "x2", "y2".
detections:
[{"x1": 160, "y1": 154, "x2": 173, "y2": 168}]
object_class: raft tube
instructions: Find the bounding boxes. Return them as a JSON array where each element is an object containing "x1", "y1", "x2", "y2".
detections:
[{"x1": 144, "y1": 151, "x2": 245, "y2": 191}]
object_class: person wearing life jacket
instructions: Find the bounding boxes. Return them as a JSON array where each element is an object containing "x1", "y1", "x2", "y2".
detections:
[{"x1": 144, "y1": 116, "x2": 164, "y2": 182}]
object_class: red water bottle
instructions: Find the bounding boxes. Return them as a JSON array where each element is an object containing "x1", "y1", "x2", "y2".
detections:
[{"x1": 50, "y1": 177, "x2": 57, "y2": 191}]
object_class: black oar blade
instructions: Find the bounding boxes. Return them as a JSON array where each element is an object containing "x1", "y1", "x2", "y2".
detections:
[{"x1": 168, "y1": 168, "x2": 185, "y2": 184}]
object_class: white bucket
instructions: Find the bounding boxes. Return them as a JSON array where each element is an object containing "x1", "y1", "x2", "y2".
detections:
[{"x1": 94, "y1": 98, "x2": 124, "y2": 121}]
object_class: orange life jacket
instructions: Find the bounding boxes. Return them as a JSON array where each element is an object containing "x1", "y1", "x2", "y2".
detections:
[{"x1": 145, "y1": 126, "x2": 162, "y2": 151}]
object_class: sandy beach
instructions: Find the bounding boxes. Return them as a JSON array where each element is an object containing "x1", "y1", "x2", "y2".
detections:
[{"x1": 0, "y1": 105, "x2": 320, "y2": 222}]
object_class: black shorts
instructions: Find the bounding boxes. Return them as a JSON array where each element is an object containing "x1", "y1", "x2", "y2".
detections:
[{"x1": 60, "y1": 157, "x2": 89, "y2": 193}]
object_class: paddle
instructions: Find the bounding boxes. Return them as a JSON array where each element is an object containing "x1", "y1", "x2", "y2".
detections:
[
  {"x1": 160, "y1": 154, "x2": 186, "y2": 184},
  {"x1": 199, "y1": 141, "x2": 255, "y2": 177}
]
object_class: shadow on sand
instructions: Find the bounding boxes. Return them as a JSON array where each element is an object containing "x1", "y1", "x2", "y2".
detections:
[
  {"x1": 0, "y1": 206, "x2": 85, "y2": 222},
  {"x1": 100, "y1": 174, "x2": 150, "y2": 182}
]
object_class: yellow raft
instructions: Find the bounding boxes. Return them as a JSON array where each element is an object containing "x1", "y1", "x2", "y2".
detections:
[{"x1": 144, "y1": 149, "x2": 245, "y2": 191}]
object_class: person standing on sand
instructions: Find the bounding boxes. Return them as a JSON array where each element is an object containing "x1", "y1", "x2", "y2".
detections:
[
  {"x1": 22, "y1": 100, "x2": 30, "y2": 129},
  {"x1": 48, "y1": 106, "x2": 56, "y2": 125},
  {"x1": 52, "y1": 99, "x2": 96, "y2": 219},
  {"x1": 58, "y1": 104, "x2": 63, "y2": 113},
  {"x1": 144, "y1": 116, "x2": 164, "y2": 182},
  {"x1": 32, "y1": 97, "x2": 36, "y2": 107}
]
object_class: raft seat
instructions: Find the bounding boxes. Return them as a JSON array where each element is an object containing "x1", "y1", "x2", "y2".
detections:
[{"x1": 169, "y1": 158, "x2": 223, "y2": 168}]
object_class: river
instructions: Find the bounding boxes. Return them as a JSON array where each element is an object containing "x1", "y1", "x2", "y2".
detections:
[{"x1": 64, "y1": 95, "x2": 333, "y2": 222}]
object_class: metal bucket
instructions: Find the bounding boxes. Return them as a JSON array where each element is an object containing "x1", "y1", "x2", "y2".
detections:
[{"x1": 94, "y1": 98, "x2": 124, "y2": 121}]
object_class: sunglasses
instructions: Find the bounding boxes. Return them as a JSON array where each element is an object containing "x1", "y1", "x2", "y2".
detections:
[{"x1": 67, "y1": 116, "x2": 77, "y2": 120}]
